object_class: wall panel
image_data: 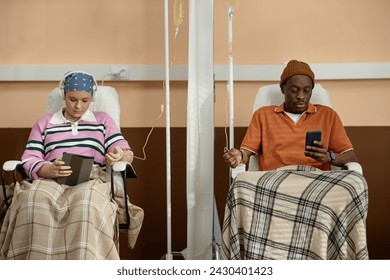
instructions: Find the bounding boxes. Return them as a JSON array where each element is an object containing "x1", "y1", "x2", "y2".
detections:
[{"x1": 1, "y1": 127, "x2": 388, "y2": 259}]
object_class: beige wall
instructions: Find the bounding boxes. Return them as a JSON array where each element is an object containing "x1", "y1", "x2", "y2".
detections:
[
  {"x1": 1, "y1": 0, "x2": 390, "y2": 128},
  {"x1": 0, "y1": 1, "x2": 389, "y2": 260}
]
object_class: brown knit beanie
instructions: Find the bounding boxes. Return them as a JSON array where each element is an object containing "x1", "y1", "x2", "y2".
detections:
[{"x1": 279, "y1": 60, "x2": 315, "y2": 88}]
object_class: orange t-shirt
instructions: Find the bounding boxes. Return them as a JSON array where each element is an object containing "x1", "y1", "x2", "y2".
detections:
[{"x1": 241, "y1": 103, "x2": 353, "y2": 171}]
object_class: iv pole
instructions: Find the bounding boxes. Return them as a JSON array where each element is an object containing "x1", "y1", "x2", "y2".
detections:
[
  {"x1": 163, "y1": 0, "x2": 173, "y2": 260},
  {"x1": 227, "y1": 1, "x2": 243, "y2": 182},
  {"x1": 228, "y1": 4, "x2": 235, "y2": 179}
]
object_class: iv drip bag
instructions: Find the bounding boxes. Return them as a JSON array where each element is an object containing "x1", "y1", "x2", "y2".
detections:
[
  {"x1": 173, "y1": 0, "x2": 184, "y2": 27},
  {"x1": 228, "y1": 0, "x2": 239, "y2": 9}
]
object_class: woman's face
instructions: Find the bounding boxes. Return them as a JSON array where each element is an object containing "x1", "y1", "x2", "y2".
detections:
[
  {"x1": 281, "y1": 75, "x2": 313, "y2": 114},
  {"x1": 64, "y1": 91, "x2": 92, "y2": 120}
]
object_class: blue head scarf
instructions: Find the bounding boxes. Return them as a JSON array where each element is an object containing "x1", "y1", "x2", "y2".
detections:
[{"x1": 63, "y1": 72, "x2": 95, "y2": 94}]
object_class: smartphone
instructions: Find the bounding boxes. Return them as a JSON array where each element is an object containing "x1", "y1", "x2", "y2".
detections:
[{"x1": 305, "y1": 131, "x2": 322, "y2": 148}]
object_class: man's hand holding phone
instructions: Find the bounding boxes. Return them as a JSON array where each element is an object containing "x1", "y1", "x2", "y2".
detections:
[{"x1": 304, "y1": 131, "x2": 331, "y2": 164}]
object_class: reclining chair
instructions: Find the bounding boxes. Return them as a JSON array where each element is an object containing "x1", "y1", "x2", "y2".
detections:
[
  {"x1": 1, "y1": 85, "x2": 140, "y2": 258},
  {"x1": 221, "y1": 84, "x2": 369, "y2": 260}
]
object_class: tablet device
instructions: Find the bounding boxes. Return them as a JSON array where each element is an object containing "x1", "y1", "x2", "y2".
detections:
[{"x1": 57, "y1": 153, "x2": 94, "y2": 186}]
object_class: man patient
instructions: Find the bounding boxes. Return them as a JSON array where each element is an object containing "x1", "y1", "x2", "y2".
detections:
[{"x1": 223, "y1": 59, "x2": 358, "y2": 171}]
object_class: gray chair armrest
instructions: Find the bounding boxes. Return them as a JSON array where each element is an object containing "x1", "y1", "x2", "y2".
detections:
[
  {"x1": 344, "y1": 162, "x2": 363, "y2": 175},
  {"x1": 112, "y1": 161, "x2": 137, "y2": 178},
  {"x1": 3, "y1": 160, "x2": 22, "y2": 172}
]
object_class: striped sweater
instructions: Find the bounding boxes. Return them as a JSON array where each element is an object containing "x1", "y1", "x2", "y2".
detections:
[{"x1": 22, "y1": 109, "x2": 130, "y2": 179}]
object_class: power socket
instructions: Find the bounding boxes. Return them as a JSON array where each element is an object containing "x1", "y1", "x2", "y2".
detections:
[{"x1": 110, "y1": 65, "x2": 130, "y2": 80}]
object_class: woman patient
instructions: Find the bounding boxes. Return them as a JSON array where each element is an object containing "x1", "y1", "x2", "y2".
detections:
[{"x1": 0, "y1": 71, "x2": 143, "y2": 259}]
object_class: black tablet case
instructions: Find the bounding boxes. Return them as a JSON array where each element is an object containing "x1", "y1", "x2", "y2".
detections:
[{"x1": 56, "y1": 153, "x2": 94, "y2": 186}]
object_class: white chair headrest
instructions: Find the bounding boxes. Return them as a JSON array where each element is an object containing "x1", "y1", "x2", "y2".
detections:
[{"x1": 252, "y1": 84, "x2": 332, "y2": 112}]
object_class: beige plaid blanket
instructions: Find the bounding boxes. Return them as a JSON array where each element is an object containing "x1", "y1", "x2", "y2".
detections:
[
  {"x1": 222, "y1": 166, "x2": 369, "y2": 260},
  {"x1": 0, "y1": 168, "x2": 143, "y2": 260}
]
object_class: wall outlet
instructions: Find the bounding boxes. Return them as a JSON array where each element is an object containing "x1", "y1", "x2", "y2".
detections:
[{"x1": 110, "y1": 65, "x2": 130, "y2": 80}]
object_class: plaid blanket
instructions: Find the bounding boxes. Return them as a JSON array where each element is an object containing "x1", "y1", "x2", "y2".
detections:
[
  {"x1": 0, "y1": 167, "x2": 143, "y2": 260},
  {"x1": 221, "y1": 165, "x2": 369, "y2": 260}
]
